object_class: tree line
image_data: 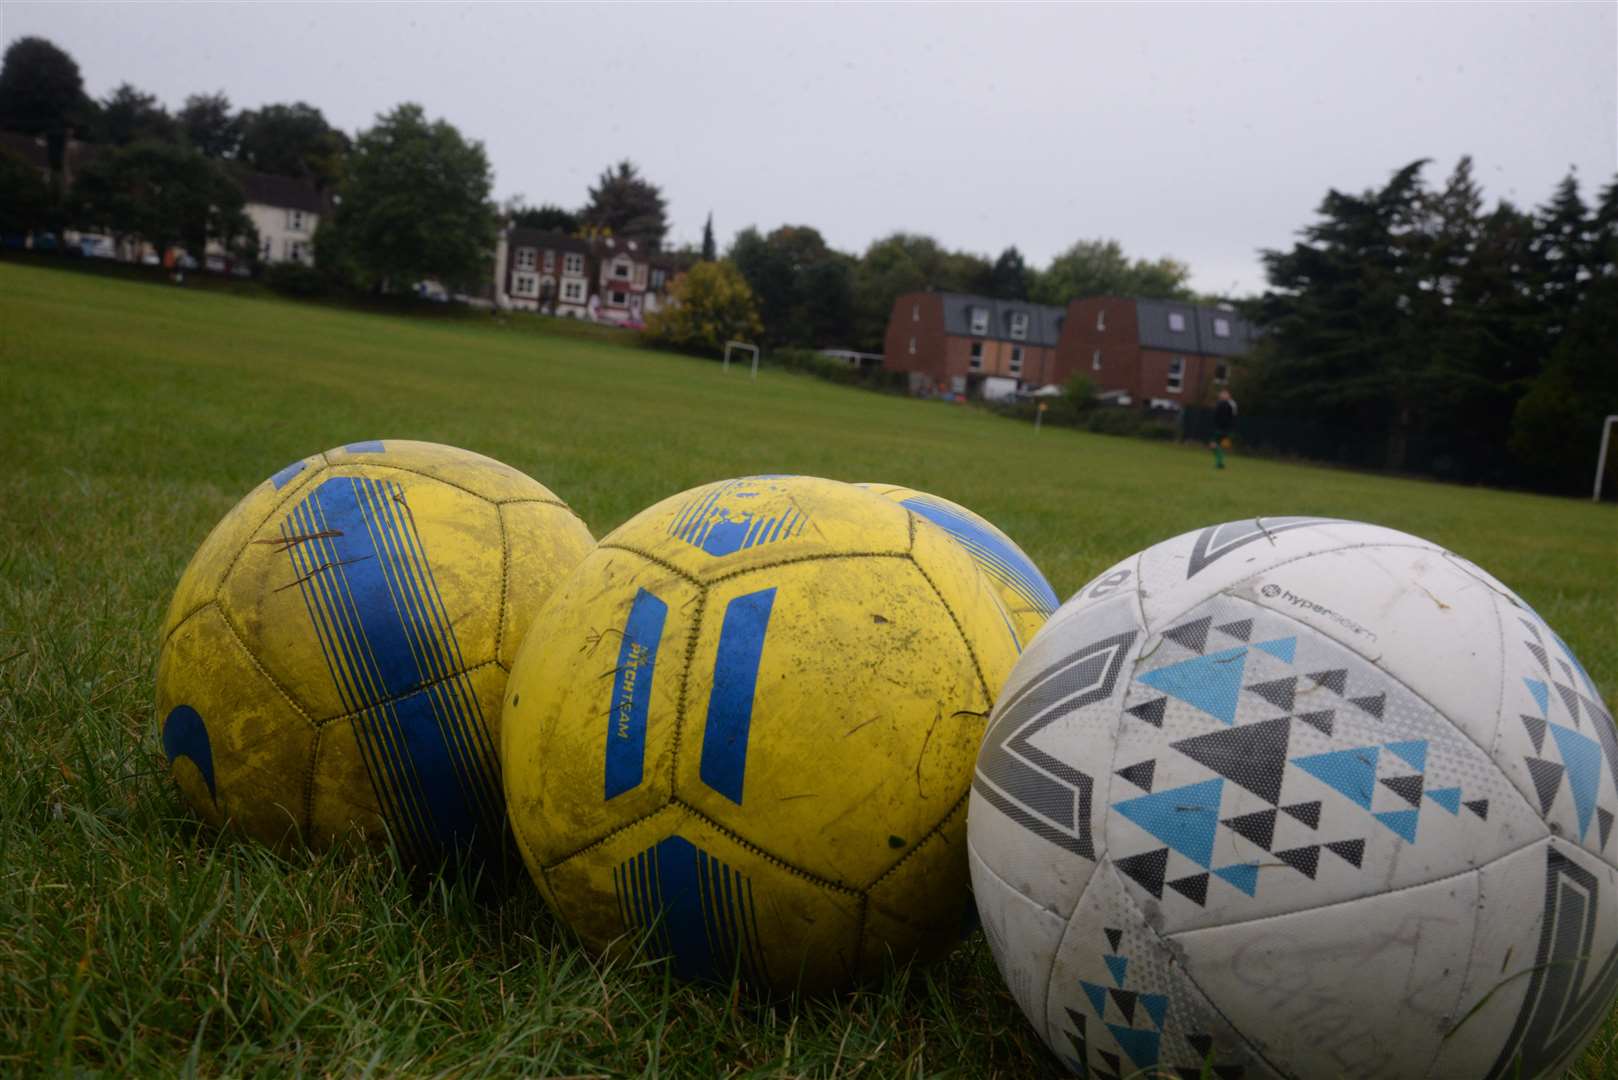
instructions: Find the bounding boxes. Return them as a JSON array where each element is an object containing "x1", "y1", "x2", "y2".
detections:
[{"x1": 1244, "y1": 157, "x2": 1618, "y2": 495}]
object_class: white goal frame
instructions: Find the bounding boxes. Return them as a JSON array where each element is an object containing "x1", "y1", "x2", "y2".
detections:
[
  {"x1": 723, "y1": 340, "x2": 760, "y2": 380},
  {"x1": 1596, "y1": 414, "x2": 1617, "y2": 502}
]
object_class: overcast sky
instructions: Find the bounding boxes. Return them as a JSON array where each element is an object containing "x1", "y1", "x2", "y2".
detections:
[{"x1": 6, "y1": 2, "x2": 1614, "y2": 295}]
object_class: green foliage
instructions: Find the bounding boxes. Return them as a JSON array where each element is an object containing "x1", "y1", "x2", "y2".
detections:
[
  {"x1": 332, "y1": 103, "x2": 497, "y2": 293},
  {"x1": 509, "y1": 202, "x2": 577, "y2": 233},
  {"x1": 700, "y1": 212, "x2": 716, "y2": 261},
  {"x1": 582, "y1": 160, "x2": 667, "y2": 250},
  {"x1": 1064, "y1": 373, "x2": 1096, "y2": 408},
  {"x1": 94, "y1": 83, "x2": 177, "y2": 147},
  {"x1": 990, "y1": 246, "x2": 1031, "y2": 300},
  {"x1": 0, "y1": 262, "x2": 1615, "y2": 1076},
  {"x1": 851, "y1": 232, "x2": 993, "y2": 350},
  {"x1": 237, "y1": 102, "x2": 348, "y2": 189},
  {"x1": 0, "y1": 147, "x2": 53, "y2": 235},
  {"x1": 70, "y1": 140, "x2": 251, "y2": 259},
  {"x1": 261, "y1": 260, "x2": 329, "y2": 298},
  {"x1": 1030, "y1": 238, "x2": 1194, "y2": 307},
  {"x1": 177, "y1": 91, "x2": 240, "y2": 158},
  {"x1": 768, "y1": 347, "x2": 908, "y2": 392},
  {"x1": 729, "y1": 224, "x2": 854, "y2": 347},
  {"x1": 0, "y1": 36, "x2": 89, "y2": 171},
  {"x1": 641, "y1": 260, "x2": 762, "y2": 351},
  {"x1": 1509, "y1": 274, "x2": 1618, "y2": 495}
]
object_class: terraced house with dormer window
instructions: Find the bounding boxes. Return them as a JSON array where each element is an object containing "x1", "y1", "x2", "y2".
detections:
[{"x1": 882, "y1": 292, "x2": 1066, "y2": 399}]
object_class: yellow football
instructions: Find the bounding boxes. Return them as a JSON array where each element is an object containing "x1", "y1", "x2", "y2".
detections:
[
  {"x1": 856, "y1": 483, "x2": 1058, "y2": 646},
  {"x1": 155, "y1": 439, "x2": 594, "y2": 867},
  {"x1": 502, "y1": 475, "x2": 1020, "y2": 993}
]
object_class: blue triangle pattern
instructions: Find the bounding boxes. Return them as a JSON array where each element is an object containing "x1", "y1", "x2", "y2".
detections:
[
  {"x1": 1213, "y1": 862, "x2": 1259, "y2": 896},
  {"x1": 1138, "y1": 646, "x2": 1249, "y2": 726},
  {"x1": 1113, "y1": 778, "x2": 1225, "y2": 868},
  {"x1": 1081, "y1": 980, "x2": 1108, "y2": 1017},
  {"x1": 1107, "y1": 1025, "x2": 1161, "y2": 1069},
  {"x1": 1293, "y1": 746, "x2": 1380, "y2": 809},
  {"x1": 1141, "y1": 992, "x2": 1168, "y2": 1031},
  {"x1": 1385, "y1": 739, "x2": 1428, "y2": 773},
  {"x1": 1374, "y1": 809, "x2": 1420, "y2": 843},
  {"x1": 1551, "y1": 723, "x2": 1602, "y2": 841},
  {"x1": 1426, "y1": 787, "x2": 1461, "y2": 814},
  {"x1": 1104, "y1": 954, "x2": 1128, "y2": 987},
  {"x1": 1524, "y1": 678, "x2": 1550, "y2": 717},
  {"x1": 1253, "y1": 637, "x2": 1297, "y2": 664}
]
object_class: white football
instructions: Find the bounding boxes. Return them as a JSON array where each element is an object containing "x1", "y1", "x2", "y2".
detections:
[{"x1": 968, "y1": 518, "x2": 1618, "y2": 1079}]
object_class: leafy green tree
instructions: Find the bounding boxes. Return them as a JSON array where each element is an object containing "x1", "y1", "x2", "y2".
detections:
[
  {"x1": 178, "y1": 92, "x2": 240, "y2": 158},
  {"x1": 0, "y1": 37, "x2": 90, "y2": 173},
  {"x1": 642, "y1": 260, "x2": 763, "y2": 351},
  {"x1": 95, "y1": 83, "x2": 177, "y2": 146},
  {"x1": 0, "y1": 146, "x2": 53, "y2": 235},
  {"x1": 1532, "y1": 172, "x2": 1594, "y2": 341},
  {"x1": 701, "y1": 213, "x2": 716, "y2": 261},
  {"x1": 989, "y1": 246, "x2": 1030, "y2": 299},
  {"x1": 332, "y1": 103, "x2": 496, "y2": 293},
  {"x1": 71, "y1": 140, "x2": 252, "y2": 260},
  {"x1": 730, "y1": 224, "x2": 854, "y2": 347},
  {"x1": 850, "y1": 232, "x2": 994, "y2": 349},
  {"x1": 1031, "y1": 238, "x2": 1193, "y2": 306},
  {"x1": 582, "y1": 160, "x2": 667, "y2": 249},
  {"x1": 238, "y1": 102, "x2": 348, "y2": 188},
  {"x1": 509, "y1": 202, "x2": 578, "y2": 233}
]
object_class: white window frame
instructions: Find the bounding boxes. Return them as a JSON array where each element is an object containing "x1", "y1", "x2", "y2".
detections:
[
  {"x1": 513, "y1": 272, "x2": 539, "y2": 298},
  {"x1": 287, "y1": 209, "x2": 306, "y2": 233},
  {"x1": 563, "y1": 253, "x2": 584, "y2": 275},
  {"x1": 1168, "y1": 311, "x2": 1187, "y2": 332},
  {"x1": 650, "y1": 268, "x2": 666, "y2": 290},
  {"x1": 969, "y1": 307, "x2": 989, "y2": 335},
  {"x1": 286, "y1": 238, "x2": 308, "y2": 263},
  {"x1": 908, "y1": 336, "x2": 916, "y2": 355},
  {"x1": 1167, "y1": 356, "x2": 1184, "y2": 394},
  {"x1": 1096, "y1": 308, "x2": 1106, "y2": 331},
  {"x1": 612, "y1": 258, "x2": 631, "y2": 280},
  {"x1": 561, "y1": 279, "x2": 586, "y2": 303},
  {"x1": 1215, "y1": 362, "x2": 1229, "y2": 385},
  {"x1": 969, "y1": 341, "x2": 984, "y2": 371},
  {"x1": 912, "y1": 302, "x2": 919, "y2": 322},
  {"x1": 1009, "y1": 345, "x2": 1023, "y2": 375},
  {"x1": 610, "y1": 289, "x2": 628, "y2": 306},
  {"x1": 516, "y1": 247, "x2": 537, "y2": 271},
  {"x1": 1009, "y1": 312, "x2": 1028, "y2": 340},
  {"x1": 1092, "y1": 348, "x2": 1102, "y2": 372},
  {"x1": 1214, "y1": 317, "x2": 1231, "y2": 338},
  {"x1": 542, "y1": 249, "x2": 555, "y2": 272}
]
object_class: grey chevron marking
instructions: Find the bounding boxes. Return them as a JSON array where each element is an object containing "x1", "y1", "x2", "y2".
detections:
[
  {"x1": 973, "y1": 630, "x2": 1138, "y2": 859},
  {"x1": 1185, "y1": 517, "x2": 1338, "y2": 578}
]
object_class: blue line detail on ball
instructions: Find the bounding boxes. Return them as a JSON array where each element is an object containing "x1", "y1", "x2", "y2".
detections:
[
  {"x1": 281, "y1": 475, "x2": 504, "y2": 862},
  {"x1": 898, "y1": 496, "x2": 1059, "y2": 616},
  {"x1": 669, "y1": 480, "x2": 807, "y2": 557},
  {"x1": 605, "y1": 589, "x2": 668, "y2": 799},
  {"x1": 344, "y1": 440, "x2": 385, "y2": 453},
  {"x1": 162, "y1": 705, "x2": 217, "y2": 801},
  {"x1": 270, "y1": 460, "x2": 307, "y2": 489},
  {"x1": 699, "y1": 588, "x2": 777, "y2": 805},
  {"x1": 613, "y1": 835, "x2": 766, "y2": 983}
]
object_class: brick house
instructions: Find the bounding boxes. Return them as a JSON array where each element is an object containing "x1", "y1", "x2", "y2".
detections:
[
  {"x1": 882, "y1": 292, "x2": 1065, "y2": 397},
  {"x1": 594, "y1": 237, "x2": 650, "y2": 325},
  {"x1": 1053, "y1": 296, "x2": 1254, "y2": 408},
  {"x1": 496, "y1": 228, "x2": 593, "y2": 316}
]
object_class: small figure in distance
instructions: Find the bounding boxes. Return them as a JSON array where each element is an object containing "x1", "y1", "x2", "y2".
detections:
[{"x1": 1211, "y1": 388, "x2": 1237, "y2": 469}]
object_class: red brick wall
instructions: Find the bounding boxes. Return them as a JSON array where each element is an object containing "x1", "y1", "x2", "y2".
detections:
[
  {"x1": 1053, "y1": 297, "x2": 1142, "y2": 396},
  {"x1": 883, "y1": 293, "x2": 948, "y2": 381}
]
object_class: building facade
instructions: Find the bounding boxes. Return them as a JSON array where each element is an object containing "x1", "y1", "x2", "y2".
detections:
[
  {"x1": 882, "y1": 292, "x2": 1065, "y2": 397},
  {"x1": 239, "y1": 171, "x2": 327, "y2": 267},
  {"x1": 1052, "y1": 297, "x2": 1254, "y2": 408},
  {"x1": 493, "y1": 227, "x2": 681, "y2": 325}
]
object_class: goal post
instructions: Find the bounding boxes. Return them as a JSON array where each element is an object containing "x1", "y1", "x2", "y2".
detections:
[
  {"x1": 723, "y1": 340, "x2": 760, "y2": 380},
  {"x1": 1596, "y1": 414, "x2": 1617, "y2": 502}
]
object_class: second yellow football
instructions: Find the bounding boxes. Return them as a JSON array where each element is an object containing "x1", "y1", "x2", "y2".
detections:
[{"x1": 502, "y1": 475, "x2": 1021, "y2": 993}]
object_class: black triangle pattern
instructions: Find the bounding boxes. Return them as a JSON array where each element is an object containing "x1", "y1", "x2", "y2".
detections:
[
  {"x1": 1308, "y1": 669, "x2": 1348, "y2": 695},
  {"x1": 1164, "y1": 616, "x2": 1213, "y2": 654},
  {"x1": 1246, "y1": 677, "x2": 1296, "y2": 712},
  {"x1": 1187, "y1": 1034, "x2": 1214, "y2": 1059},
  {"x1": 1116, "y1": 760, "x2": 1156, "y2": 792},
  {"x1": 1296, "y1": 709, "x2": 1335, "y2": 736},
  {"x1": 1522, "y1": 715, "x2": 1547, "y2": 753},
  {"x1": 1275, "y1": 845, "x2": 1321, "y2": 879},
  {"x1": 1281, "y1": 801, "x2": 1322, "y2": 829},
  {"x1": 1559, "y1": 658, "x2": 1576, "y2": 684},
  {"x1": 1380, "y1": 774, "x2": 1425, "y2": 807},
  {"x1": 1128, "y1": 698, "x2": 1167, "y2": 728},
  {"x1": 1350, "y1": 693, "x2": 1386, "y2": 719},
  {"x1": 1526, "y1": 757, "x2": 1565, "y2": 814},
  {"x1": 1109, "y1": 988, "x2": 1137, "y2": 1025},
  {"x1": 1526, "y1": 641, "x2": 1550, "y2": 672},
  {"x1": 1520, "y1": 618, "x2": 1542, "y2": 642},
  {"x1": 1105, "y1": 927, "x2": 1122, "y2": 953},
  {"x1": 1555, "y1": 683, "x2": 1582, "y2": 726},
  {"x1": 1601, "y1": 808, "x2": 1614, "y2": 852},
  {"x1": 1465, "y1": 799, "x2": 1489, "y2": 821},
  {"x1": 1171, "y1": 716, "x2": 1292, "y2": 805},
  {"x1": 1222, "y1": 808, "x2": 1277, "y2": 851},
  {"x1": 1167, "y1": 873, "x2": 1209, "y2": 907},
  {"x1": 1215, "y1": 619, "x2": 1253, "y2": 642},
  {"x1": 1064, "y1": 1008, "x2": 1087, "y2": 1069},
  {"x1": 1100, "y1": 1050, "x2": 1122, "y2": 1073},
  {"x1": 1325, "y1": 838, "x2": 1365, "y2": 868},
  {"x1": 1115, "y1": 848, "x2": 1169, "y2": 899}
]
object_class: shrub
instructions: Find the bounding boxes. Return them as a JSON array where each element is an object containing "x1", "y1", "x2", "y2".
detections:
[{"x1": 262, "y1": 261, "x2": 328, "y2": 298}]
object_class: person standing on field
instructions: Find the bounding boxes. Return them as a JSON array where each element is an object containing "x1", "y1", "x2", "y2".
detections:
[{"x1": 1211, "y1": 388, "x2": 1237, "y2": 469}]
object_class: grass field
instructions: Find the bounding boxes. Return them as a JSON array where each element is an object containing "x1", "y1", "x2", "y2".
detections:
[{"x1": 1, "y1": 258, "x2": 1614, "y2": 1077}]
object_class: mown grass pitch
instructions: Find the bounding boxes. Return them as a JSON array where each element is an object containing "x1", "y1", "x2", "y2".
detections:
[{"x1": 1, "y1": 259, "x2": 1613, "y2": 1076}]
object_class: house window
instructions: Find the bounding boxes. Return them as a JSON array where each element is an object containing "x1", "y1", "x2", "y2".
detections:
[
  {"x1": 912, "y1": 302, "x2": 919, "y2": 322},
  {"x1": 543, "y1": 250, "x2": 555, "y2": 272},
  {"x1": 1009, "y1": 345, "x2": 1023, "y2": 375},
  {"x1": 650, "y1": 268, "x2": 666, "y2": 290},
  {"x1": 610, "y1": 289, "x2": 628, "y2": 306},
  {"x1": 1167, "y1": 356, "x2": 1184, "y2": 393},
  {"x1": 287, "y1": 209, "x2": 306, "y2": 233},
  {"x1": 969, "y1": 342, "x2": 984, "y2": 371},
  {"x1": 539, "y1": 275, "x2": 555, "y2": 299},
  {"x1": 1096, "y1": 308, "x2": 1106, "y2": 331},
  {"x1": 260, "y1": 237, "x2": 272, "y2": 261},
  {"x1": 563, "y1": 253, "x2": 584, "y2": 275},
  {"x1": 1009, "y1": 312, "x2": 1028, "y2": 340},
  {"x1": 516, "y1": 247, "x2": 536, "y2": 271},
  {"x1": 1168, "y1": 312, "x2": 1186, "y2": 332},
  {"x1": 561, "y1": 279, "x2": 585, "y2": 302},
  {"x1": 1215, "y1": 362, "x2": 1229, "y2": 385},
  {"x1": 1214, "y1": 317, "x2": 1231, "y2": 338},
  {"x1": 908, "y1": 336, "x2": 916, "y2": 355},
  {"x1": 613, "y1": 260, "x2": 631, "y2": 280},
  {"x1": 286, "y1": 238, "x2": 309, "y2": 263},
  {"x1": 1092, "y1": 348, "x2": 1102, "y2": 371},
  {"x1": 513, "y1": 273, "x2": 538, "y2": 297},
  {"x1": 970, "y1": 307, "x2": 989, "y2": 335}
]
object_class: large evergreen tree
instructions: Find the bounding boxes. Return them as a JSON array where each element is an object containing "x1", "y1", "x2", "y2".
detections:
[
  {"x1": 0, "y1": 37, "x2": 89, "y2": 172},
  {"x1": 95, "y1": 84, "x2": 177, "y2": 147},
  {"x1": 582, "y1": 160, "x2": 667, "y2": 249},
  {"x1": 701, "y1": 213, "x2": 716, "y2": 261},
  {"x1": 729, "y1": 225, "x2": 853, "y2": 347},
  {"x1": 989, "y1": 246, "x2": 1030, "y2": 300},
  {"x1": 178, "y1": 92, "x2": 240, "y2": 158},
  {"x1": 237, "y1": 102, "x2": 348, "y2": 188}
]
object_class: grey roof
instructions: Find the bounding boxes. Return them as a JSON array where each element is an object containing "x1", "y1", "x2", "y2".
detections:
[
  {"x1": 939, "y1": 293, "x2": 1065, "y2": 347},
  {"x1": 238, "y1": 170, "x2": 326, "y2": 214},
  {"x1": 507, "y1": 228, "x2": 591, "y2": 255},
  {"x1": 1134, "y1": 298, "x2": 1253, "y2": 358}
]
